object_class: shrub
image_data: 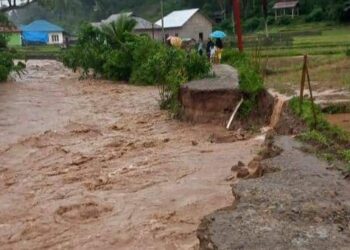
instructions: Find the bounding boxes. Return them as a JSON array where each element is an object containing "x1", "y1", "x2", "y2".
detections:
[
  {"x1": 0, "y1": 34, "x2": 7, "y2": 49},
  {"x1": 185, "y1": 51, "x2": 211, "y2": 81},
  {"x1": 130, "y1": 35, "x2": 163, "y2": 85},
  {"x1": 277, "y1": 16, "x2": 292, "y2": 25},
  {"x1": 102, "y1": 50, "x2": 132, "y2": 81},
  {"x1": 305, "y1": 7, "x2": 324, "y2": 22},
  {"x1": 244, "y1": 17, "x2": 263, "y2": 32},
  {"x1": 62, "y1": 24, "x2": 109, "y2": 77},
  {"x1": 221, "y1": 49, "x2": 264, "y2": 118},
  {"x1": 214, "y1": 19, "x2": 234, "y2": 35},
  {"x1": 222, "y1": 49, "x2": 264, "y2": 95},
  {"x1": 63, "y1": 18, "x2": 211, "y2": 115},
  {"x1": 266, "y1": 16, "x2": 275, "y2": 25}
]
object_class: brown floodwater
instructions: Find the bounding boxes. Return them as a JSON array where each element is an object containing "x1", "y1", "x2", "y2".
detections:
[
  {"x1": 325, "y1": 113, "x2": 350, "y2": 132},
  {"x1": 0, "y1": 60, "x2": 264, "y2": 249}
]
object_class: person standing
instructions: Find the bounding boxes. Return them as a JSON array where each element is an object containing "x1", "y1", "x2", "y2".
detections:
[
  {"x1": 206, "y1": 38, "x2": 214, "y2": 61},
  {"x1": 198, "y1": 38, "x2": 204, "y2": 56},
  {"x1": 215, "y1": 38, "x2": 224, "y2": 64}
]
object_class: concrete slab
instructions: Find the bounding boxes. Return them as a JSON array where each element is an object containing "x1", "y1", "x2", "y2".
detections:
[{"x1": 182, "y1": 64, "x2": 239, "y2": 91}]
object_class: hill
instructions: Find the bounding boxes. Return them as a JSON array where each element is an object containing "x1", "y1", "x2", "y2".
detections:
[{"x1": 6, "y1": 0, "x2": 350, "y2": 33}]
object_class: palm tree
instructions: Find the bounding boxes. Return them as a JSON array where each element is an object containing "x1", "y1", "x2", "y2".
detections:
[{"x1": 101, "y1": 14, "x2": 137, "y2": 49}]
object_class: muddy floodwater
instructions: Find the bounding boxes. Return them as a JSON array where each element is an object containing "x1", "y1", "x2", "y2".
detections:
[
  {"x1": 325, "y1": 113, "x2": 350, "y2": 132},
  {"x1": 0, "y1": 60, "x2": 263, "y2": 249}
]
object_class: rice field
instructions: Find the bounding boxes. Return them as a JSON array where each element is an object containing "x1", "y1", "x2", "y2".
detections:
[{"x1": 239, "y1": 23, "x2": 350, "y2": 94}]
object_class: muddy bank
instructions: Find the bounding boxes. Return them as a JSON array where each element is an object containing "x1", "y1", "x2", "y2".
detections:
[
  {"x1": 325, "y1": 113, "x2": 350, "y2": 132},
  {"x1": 180, "y1": 64, "x2": 274, "y2": 128},
  {"x1": 0, "y1": 60, "x2": 265, "y2": 249},
  {"x1": 197, "y1": 136, "x2": 350, "y2": 249}
]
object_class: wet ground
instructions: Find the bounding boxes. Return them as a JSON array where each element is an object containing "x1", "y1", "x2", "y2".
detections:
[
  {"x1": 325, "y1": 113, "x2": 350, "y2": 132},
  {"x1": 198, "y1": 136, "x2": 350, "y2": 250},
  {"x1": 0, "y1": 60, "x2": 263, "y2": 249}
]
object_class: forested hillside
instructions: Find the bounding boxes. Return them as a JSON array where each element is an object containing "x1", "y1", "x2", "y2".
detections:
[{"x1": 6, "y1": 0, "x2": 350, "y2": 33}]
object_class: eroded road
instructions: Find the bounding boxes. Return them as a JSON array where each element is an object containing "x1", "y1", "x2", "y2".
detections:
[{"x1": 0, "y1": 61, "x2": 263, "y2": 249}]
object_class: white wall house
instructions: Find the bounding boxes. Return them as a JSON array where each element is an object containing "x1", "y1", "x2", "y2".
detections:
[{"x1": 48, "y1": 32, "x2": 64, "y2": 45}]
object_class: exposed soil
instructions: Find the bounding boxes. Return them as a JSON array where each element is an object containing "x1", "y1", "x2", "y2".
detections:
[
  {"x1": 0, "y1": 60, "x2": 264, "y2": 249},
  {"x1": 325, "y1": 113, "x2": 350, "y2": 132},
  {"x1": 180, "y1": 64, "x2": 274, "y2": 128}
]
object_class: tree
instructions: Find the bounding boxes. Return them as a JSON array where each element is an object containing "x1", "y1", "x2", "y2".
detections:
[
  {"x1": 101, "y1": 14, "x2": 137, "y2": 48},
  {"x1": 0, "y1": 0, "x2": 39, "y2": 12}
]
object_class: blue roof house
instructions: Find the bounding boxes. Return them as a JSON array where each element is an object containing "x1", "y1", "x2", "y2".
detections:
[{"x1": 20, "y1": 20, "x2": 65, "y2": 45}]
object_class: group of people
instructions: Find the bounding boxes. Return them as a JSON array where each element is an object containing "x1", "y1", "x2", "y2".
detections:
[{"x1": 198, "y1": 38, "x2": 224, "y2": 64}]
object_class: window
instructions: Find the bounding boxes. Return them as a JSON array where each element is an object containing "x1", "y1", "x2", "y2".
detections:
[{"x1": 51, "y1": 34, "x2": 59, "y2": 43}]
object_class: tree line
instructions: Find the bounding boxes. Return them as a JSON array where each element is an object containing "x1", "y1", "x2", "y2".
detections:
[{"x1": 1, "y1": 0, "x2": 350, "y2": 32}]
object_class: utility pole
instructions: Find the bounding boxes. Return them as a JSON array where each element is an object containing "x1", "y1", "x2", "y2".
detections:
[
  {"x1": 161, "y1": 0, "x2": 165, "y2": 43},
  {"x1": 233, "y1": 0, "x2": 243, "y2": 52}
]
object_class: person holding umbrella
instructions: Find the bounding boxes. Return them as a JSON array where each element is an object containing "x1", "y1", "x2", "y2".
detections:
[
  {"x1": 215, "y1": 38, "x2": 223, "y2": 64},
  {"x1": 210, "y1": 31, "x2": 226, "y2": 64}
]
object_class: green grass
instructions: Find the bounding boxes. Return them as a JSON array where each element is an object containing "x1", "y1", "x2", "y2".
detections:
[
  {"x1": 9, "y1": 45, "x2": 63, "y2": 59},
  {"x1": 289, "y1": 97, "x2": 350, "y2": 173},
  {"x1": 241, "y1": 23, "x2": 350, "y2": 57}
]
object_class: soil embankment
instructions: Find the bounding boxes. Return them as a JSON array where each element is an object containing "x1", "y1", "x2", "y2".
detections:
[
  {"x1": 180, "y1": 64, "x2": 274, "y2": 127},
  {"x1": 198, "y1": 136, "x2": 350, "y2": 249},
  {"x1": 326, "y1": 113, "x2": 350, "y2": 132},
  {"x1": 0, "y1": 60, "x2": 264, "y2": 249}
]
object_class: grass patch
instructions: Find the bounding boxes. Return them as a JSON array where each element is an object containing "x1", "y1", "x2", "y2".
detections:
[
  {"x1": 221, "y1": 49, "x2": 264, "y2": 117},
  {"x1": 10, "y1": 45, "x2": 63, "y2": 59},
  {"x1": 290, "y1": 97, "x2": 350, "y2": 173}
]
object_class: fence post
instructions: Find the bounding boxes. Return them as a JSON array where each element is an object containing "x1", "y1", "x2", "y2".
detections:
[
  {"x1": 299, "y1": 55, "x2": 307, "y2": 114},
  {"x1": 299, "y1": 54, "x2": 317, "y2": 128}
]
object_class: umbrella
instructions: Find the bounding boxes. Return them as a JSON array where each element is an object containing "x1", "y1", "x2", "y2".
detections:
[
  {"x1": 167, "y1": 36, "x2": 182, "y2": 48},
  {"x1": 210, "y1": 31, "x2": 227, "y2": 39}
]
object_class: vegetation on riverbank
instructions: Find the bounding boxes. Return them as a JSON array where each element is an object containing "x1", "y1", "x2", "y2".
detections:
[
  {"x1": 62, "y1": 16, "x2": 211, "y2": 115},
  {"x1": 222, "y1": 49, "x2": 264, "y2": 117},
  {"x1": 0, "y1": 15, "x2": 25, "y2": 82},
  {"x1": 289, "y1": 97, "x2": 350, "y2": 173}
]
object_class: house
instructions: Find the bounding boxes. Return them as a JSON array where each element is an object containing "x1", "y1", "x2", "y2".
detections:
[
  {"x1": 92, "y1": 12, "x2": 160, "y2": 38},
  {"x1": 20, "y1": 20, "x2": 65, "y2": 45},
  {"x1": 154, "y1": 8, "x2": 213, "y2": 41},
  {"x1": 0, "y1": 25, "x2": 21, "y2": 46},
  {"x1": 273, "y1": 1, "x2": 300, "y2": 20}
]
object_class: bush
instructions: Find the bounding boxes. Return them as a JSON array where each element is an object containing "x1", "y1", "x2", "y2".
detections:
[
  {"x1": 214, "y1": 19, "x2": 234, "y2": 35},
  {"x1": 222, "y1": 49, "x2": 264, "y2": 95},
  {"x1": 0, "y1": 33, "x2": 25, "y2": 82},
  {"x1": 185, "y1": 51, "x2": 211, "y2": 81},
  {"x1": 266, "y1": 16, "x2": 275, "y2": 25},
  {"x1": 244, "y1": 17, "x2": 263, "y2": 32},
  {"x1": 305, "y1": 7, "x2": 324, "y2": 22},
  {"x1": 221, "y1": 49, "x2": 264, "y2": 118},
  {"x1": 63, "y1": 19, "x2": 211, "y2": 115},
  {"x1": 130, "y1": 35, "x2": 163, "y2": 85},
  {"x1": 0, "y1": 52, "x2": 12, "y2": 81},
  {"x1": 62, "y1": 24, "x2": 109, "y2": 77},
  {"x1": 102, "y1": 50, "x2": 132, "y2": 81},
  {"x1": 277, "y1": 16, "x2": 292, "y2": 25},
  {"x1": 0, "y1": 34, "x2": 7, "y2": 49}
]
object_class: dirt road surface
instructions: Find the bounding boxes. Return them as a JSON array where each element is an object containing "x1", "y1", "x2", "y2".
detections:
[{"x1": 0, "y1": 60, "x2": 263, "y2": 249}]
